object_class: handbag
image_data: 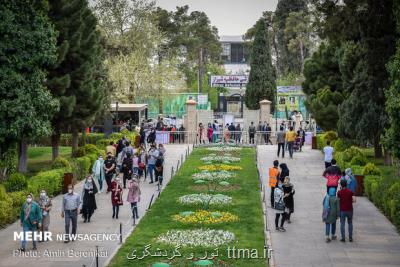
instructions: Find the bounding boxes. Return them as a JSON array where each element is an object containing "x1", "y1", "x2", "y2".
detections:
[
  {"x1": 274, "y1": 196, "x2": 285, "y2": 211},
  {"x1": 138, "y1": 162, "x2": 145, "y2": 170}
]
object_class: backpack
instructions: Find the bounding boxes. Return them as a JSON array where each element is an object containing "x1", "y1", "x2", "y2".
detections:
[
  {"x1": 322, "y1": 195, "x2": 330, "y2": 222},
  {"x1": 274, "y1": 190, "x2": 285, "y2": 211}
]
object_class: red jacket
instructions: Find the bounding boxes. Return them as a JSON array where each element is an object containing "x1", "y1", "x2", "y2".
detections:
[{"x1": 325, "y1": 174, "x2": 340, "y2": 187}]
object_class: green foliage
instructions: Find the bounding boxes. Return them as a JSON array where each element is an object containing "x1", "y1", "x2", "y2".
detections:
[
  {"x1": 52, "y1": 156, "x2": 71, "y2": 170},
  {"x1": 387, "y1": 183, "x2": 400, "y2": 228},
  {"x1": 323, "y1": 131, "x2": 338, "y2": 142},
  {"x1": 3, "y1": 173, "x2": 28, "y2": 193},
  {"x1": 275, "y1": 0, "x2": 308, "y2": 75},
  {"x1": 27, "y1": 168, "x2": 64, "y2": 198},
  {"x1": 362, "y1": 163, "x2": 382, "y2": 176},
  {"x1": 0, "y1": 0, "x2": 58, "y2": 155},
  {"x1": 73, "y1": 156, "x2": 91, "y2": 180},
  {"x1": 350, "y1": 165, "x2": 364, "y2": 176},
  {"x1": 245, "y1": 18, "x2": 276, "y2": 110},
  {"x1": 342, "y1": 146, "x2": 365, "y2": 163},
  {"x1": 0, "y1": 148, "x2": 17, "y2": 180},
  {"x1": 0, "y1": 185, "x2": 14, "y2": 227},
  {"x1": 350, "y1": 155, "x2": 367, "y2": 166},
  {"x1": 333, "y1": 138, "x2": 351, "y2": 152}
]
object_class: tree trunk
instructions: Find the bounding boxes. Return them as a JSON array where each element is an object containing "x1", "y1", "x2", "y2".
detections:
[
  {"x1": 17, "y1": 138, "x2": 28, "y2": 173},
  {"x1": 373, "y1": 138, "x2": 383, "y2": 158},
  {"x1": 299, "y1": 40, "x2": 305, "y2": 73},
  {"x1": 384, "y1": 149, "x2": 392, "y2": 166},
  {"x1": 51, "y1": 131, "x2": 61, "y2": 161},
  {"x1": 71, "y1": 127, "x2": 79, "y2": 156},
  {"x1": 81, "y1": 129, "x2": 87, "y2": 147}
]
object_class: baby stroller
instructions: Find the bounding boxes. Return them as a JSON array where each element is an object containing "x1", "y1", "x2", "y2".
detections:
[{"x1": 293, "y1": 136, "x2": 302, "y2": 152}]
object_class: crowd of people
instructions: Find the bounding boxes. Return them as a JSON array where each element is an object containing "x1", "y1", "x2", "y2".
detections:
[
  {"x1": 19, "y1": 133, "x2": 166, "y2": 250},
  {"x1": 267, "y1": 139, "x2": 357, "y2": 243}
]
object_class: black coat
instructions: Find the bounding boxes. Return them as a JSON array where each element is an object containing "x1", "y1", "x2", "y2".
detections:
[
  {"x1": 283, "y1": 184, "x2": 295, "y2": 212},
  {"x1": 279, "y1": 169, "x2": 290, "y2": 183},
  {"x1": 82, "y1": 183, "x2": 98, "y2": 216}
]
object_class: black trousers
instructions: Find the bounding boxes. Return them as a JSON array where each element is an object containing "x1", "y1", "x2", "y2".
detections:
[
  {"x1": 275, "y1": 213, "x2": 286, "y2": 228},
  {"x1": 105, "y1": 173, "x2": 113, "y2": 192},
  {"x1": 249, "y1": 133, "x2": 255, "y2": 144},
  {"x1": 112, "y1": 205, "x2": 120, "y2": 218},
  {"x1": 270, "y1": 187, "x2": 275, "y2": 208},
  {"x1": 277, "y1": 143, "x2": 285, "y2": 158}
]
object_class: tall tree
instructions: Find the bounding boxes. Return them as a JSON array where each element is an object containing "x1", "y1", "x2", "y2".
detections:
[
  {"x1": 275, "y1": 0, "x2": 308, "y2": 75},
  {"x1": 384, "y1": 1, "x2": 400, "y2": 163},
  {"x1": 245, "y1": 18, "x2": 276, "y2": 110},
  {"x1": 48, "y1": 0, "x2": 107, "y2": 156},
  {"x1": 0, "y1": 0, "x2": 58, "y2": 172}
]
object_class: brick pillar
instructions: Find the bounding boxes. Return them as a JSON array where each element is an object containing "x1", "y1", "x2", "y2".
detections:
[{"x1": 185, "y1": 99, "x2": 197, "y2": 143}]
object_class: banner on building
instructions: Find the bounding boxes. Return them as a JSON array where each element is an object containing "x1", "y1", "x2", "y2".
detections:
[
  {"x1": 210, "y1": 75, "x2": 248, "y2": 87},
  {"x1": 276, "y1": 86, "x2": 307, "y2": 119}
]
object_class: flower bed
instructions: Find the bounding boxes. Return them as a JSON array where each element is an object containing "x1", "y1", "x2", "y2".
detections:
[
  {"x1": 178, "y1": 193, "x2": 232, "y2": 205},
  {"x1": 199, "y1": 164, "x2": 242, "y2": 172},
  {"x1": 192, "y1": 170, "x2": 235, "y2": 181},
  {"x1": 173, "y1": 210, "x2": 239, "y2": 224},
  {"x1": 207, "y1": 146, "x2": 242, "y2": 152},
  {"x1": 157, "y1": 229, "x2": 235, "y2": 247},
  {"x1": 201, "y1": 155, "x2": 240, "y2": 163}
]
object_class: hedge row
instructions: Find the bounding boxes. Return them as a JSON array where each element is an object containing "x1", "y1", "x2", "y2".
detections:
[
  {"x1": 364, "y1": 175, "x2": 400, "y2": 230},
  {"x1": 34, "y1": 133, "x2": 105, "y2": 147}
]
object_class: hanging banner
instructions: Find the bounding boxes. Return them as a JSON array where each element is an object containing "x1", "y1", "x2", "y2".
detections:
[{"x1": 276, "y1": 86, "x2": 307, "y2": 119}]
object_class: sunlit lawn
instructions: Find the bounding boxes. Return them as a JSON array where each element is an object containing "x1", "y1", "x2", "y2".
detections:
[{"x1": 27, "y1": 146, "x2": 71, "y2": 175}]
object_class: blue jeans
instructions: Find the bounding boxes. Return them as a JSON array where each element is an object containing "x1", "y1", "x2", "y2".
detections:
[
  {"x1": 21, "y1": 225, "x2": 37, "y2": 249},
  {"x1": 133, "y1": 167, "x2": 139, "y2": 174},
  {"x1": 148, "y1": 164, "x2": 155, "y2": 182},
  {"x1": 340, "y1": 211, "x2": 353, "y2": 239},
  {"x1": 64, "y1": 209, "x2": 78, "y2": 239},
  {"x1": 325, "y1": 222, "x2": 336, "y2": 236}
]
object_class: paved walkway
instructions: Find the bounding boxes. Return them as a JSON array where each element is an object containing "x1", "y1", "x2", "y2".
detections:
[
  {"x1": 258, "y1": 145, "x2": 400, "y2": 267},
  {"x1": 0, "y1": 144, "x2": 190, "y2": 267}
]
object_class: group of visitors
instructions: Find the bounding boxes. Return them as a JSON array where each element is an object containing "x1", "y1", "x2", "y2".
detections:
[
  {"x1": 19, "y1": 132, "x2": 166, "y2": 249},
  {"x1": 268, "y1": 160, "x2": 295, "y2": 232},
  {"x1": 275, "y1": 126, "x2": 305, "y2": 159},
  {"x1": 322, "y1": 142, "x2": 357, "y2": 243}
]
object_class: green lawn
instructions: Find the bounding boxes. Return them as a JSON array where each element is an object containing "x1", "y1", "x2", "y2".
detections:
[
  {"x1": 27, "y1": 146, "x2": 71, "y2": 175},
  {"x1": 361, "y1": 148, "x2": 399, "y2": 180},
  {"x1": 109, "y1": 147, "x2": 267, "y2": 267}
]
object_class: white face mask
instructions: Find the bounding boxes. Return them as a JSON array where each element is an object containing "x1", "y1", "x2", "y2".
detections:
[
  {"x1": 88, "y1": 179, "x2": 92, "y2": 183},
  {"x1": 68, "y1": 189, "x2": 73, "y2": 194},
  {"x1": 26, "y1": 197, "x2": 32, "y2": 203},
  {"x1": 116, "y1": 178, "x2": 120, "y2": 182},
  {"x1": 40, "y1": 192, "x2": 46, "y2": 197}
]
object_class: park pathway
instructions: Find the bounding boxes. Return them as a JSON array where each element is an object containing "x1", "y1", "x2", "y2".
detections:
[
  {"x1": 257, "y1": 145, "x2": 400, "y2": 267},
  {"x1": 0, "y1": 144, "x2": 190, "y2": 267}
]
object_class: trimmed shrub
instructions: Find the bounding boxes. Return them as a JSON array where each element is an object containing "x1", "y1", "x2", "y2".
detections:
[
  {"x1": 96, "y1": 138, "x2": 113, "y2": 150},
  {"x1": 73, "y1": 156, "x2": 91, "y2": 180},
  {"x1": 74, "y1": 147, "x2": 86, "y2": 157},
  {"x1": 323, "y1": 131, "x2": 338, "y2": 142},
  {"x1": 350, "y1": 165, "x2": 363, "y2": 175},
  {"x1": 8, "y1": 190, "x2": 28, "y2": 212},
  {"x1": 333, "y1": 138, "x2": 351, "y2": 152},
  {"x1": 350, "y1": 155, "x2": 367, "y2": 166},
  {"x1": 0, "y1": 185, "x2": 14, "y2": 227},
  {"x1": 84, "y1": 144, "x2": 100, "y2": 155},
  {"x1": 342, "y1": 146, "x2": 365, "y2": 162},
  {"x1": 317, "y1": 134, "x2": 326, "y2": 150},
  {"x1": 364, "y1": 175, "x2": 381, "y2": 199},
  {"x1": 362, "y1": 163, "x2": 382, "y2": 176},
  {"x1": 28, "y1": 168, "x2": 64, "y2": 198},
  {"x1": 387, "y1": 183, "x2": 400, "y2": 229},
  {"x1": 52, "y1": 156, "x2": 71, "y2": 170},
  {"x1": 3, "y1": 173, "x2": 28, "y2": 192}
]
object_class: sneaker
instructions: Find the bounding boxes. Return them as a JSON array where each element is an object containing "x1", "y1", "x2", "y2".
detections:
[
  {"x1": 340, "y1": 238, "x2": 345, "y2": 242},
  {"x1": 287, "y1": 220, "x2": 292, "y2": 224},
  {"x1": 326, "y1": 237, "x2": 331, "y2": 243},
  {"x1": 149, "y1": 181, "x2": 154, "y2": 184},
  {"x1": 19, "y1": 248, "x2": 25, "y2": 252},
  {"x1": 32, "y1": 247, "x2": 37, "y2": 250},
  {"x1": 275, "y1": 227, "x2": 280, "y2": 231},
  {"x1": 279, "y1": 227, "x2": 286, "y2": 232},
  {"x1": 331, "y1": 236, "x2": 337, "y2": 240},
  {"x1": 349, "y1": 237, "x2": 353, "y2": 242}
]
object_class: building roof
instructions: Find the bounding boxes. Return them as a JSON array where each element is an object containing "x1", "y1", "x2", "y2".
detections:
[
  {"x1": 220, "y1": 35, "x2": 245, "y2": 43},
  {"x1": 110, "y1": 103, "x2": 148, "y2": 112}
]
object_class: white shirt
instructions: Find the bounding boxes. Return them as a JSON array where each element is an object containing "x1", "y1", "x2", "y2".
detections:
[{"x1": 323, "y1": 146, "x2": 334, "y2": 162}]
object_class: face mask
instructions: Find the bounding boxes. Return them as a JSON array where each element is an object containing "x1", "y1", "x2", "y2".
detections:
[
  {"x1": 68, "y1": 189, "x2": 73, "y2": 194},
  {"x1": 277, "y1": 184, "x2": 283, "y2": 189},
  {"x1": 40, "y1": 192, "x2": 46, "y2": 197},
  {"x1": 116, "y1": 178, "x2": 120, "y2": 182},
  {"x1": 88, "y1": 179, "x2": 92, "y2": 183},
  {"x1": 27, "y1": 197, "x2": 32, "y2": 203},
  {"x1": 107, "y1": 156, "x2": 112, "y2": 159}
]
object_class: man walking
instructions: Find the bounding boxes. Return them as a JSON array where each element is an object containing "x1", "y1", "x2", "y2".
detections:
[
  {"x1": 338, "y1": 180, "x2": 356, "y2": 242},
  {"x1": 269, "y1": 160, "x2": 280, "y2": 208},
  {"x1": 285, "y1": 126, "x2": 296, "y2": 159},
  {"x1": 265, "y1": 123, "x2": 273, "y2": 145},
  {"x1": 61, "y1": 184, "x2": 81, "y2": 243},
  {"x1": 323, "y1": 141, "x2": 334, "y2": 169},
  {"x1": 276, "y1": 127, "x2": 286, "y2": 158},
  {"x1": 248, "y1": 122, "x2": 256, "y2": 144}
]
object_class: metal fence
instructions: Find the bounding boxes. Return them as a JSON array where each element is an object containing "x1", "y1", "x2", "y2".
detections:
[{"x1": 148, "y1": 130, "x2": 279, "y2": 146}]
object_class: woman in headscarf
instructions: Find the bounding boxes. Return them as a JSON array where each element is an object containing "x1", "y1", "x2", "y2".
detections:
[
  {"x1": 37, "y1": 190, "x2": 52, "y2": 235},
  {"x1": 122, "y1": 152, "x2": 133, "y2": 188},
  {"x1": 340, "y1": 168, "x2": 357, "y2": 194},
  {"x1": 274, "y1": 181, "x2": 286, "y2": 232},
  {"x1": 111, "y1": 176, "x2": 123, "y2": 219},
  {"x1": 81, "y1": 176, "x2": 98, "y2": 223},
  {"x1": 283, "y1": 177, "x2": 295, "y2": 223},
  {"x1": 127, "y1": 177, "x2": 141, "y2": 219},
  {"x1": 279, "y1": 163, "x2": 290, "y2": 183},
  {"x1": 322, "y1": 187, "x2": 340, "y2": 243},
  {"x1": 92, "y1": 154, "x2": 105, "y2": 192}
]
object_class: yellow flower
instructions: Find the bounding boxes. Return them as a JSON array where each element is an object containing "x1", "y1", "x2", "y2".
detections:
[
  {"x1": 198, "y1": 164, "x2": 242, "y2": 172},
  {"x1": 173, "y1": 210, "x2": 239, "y2": 224}
]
